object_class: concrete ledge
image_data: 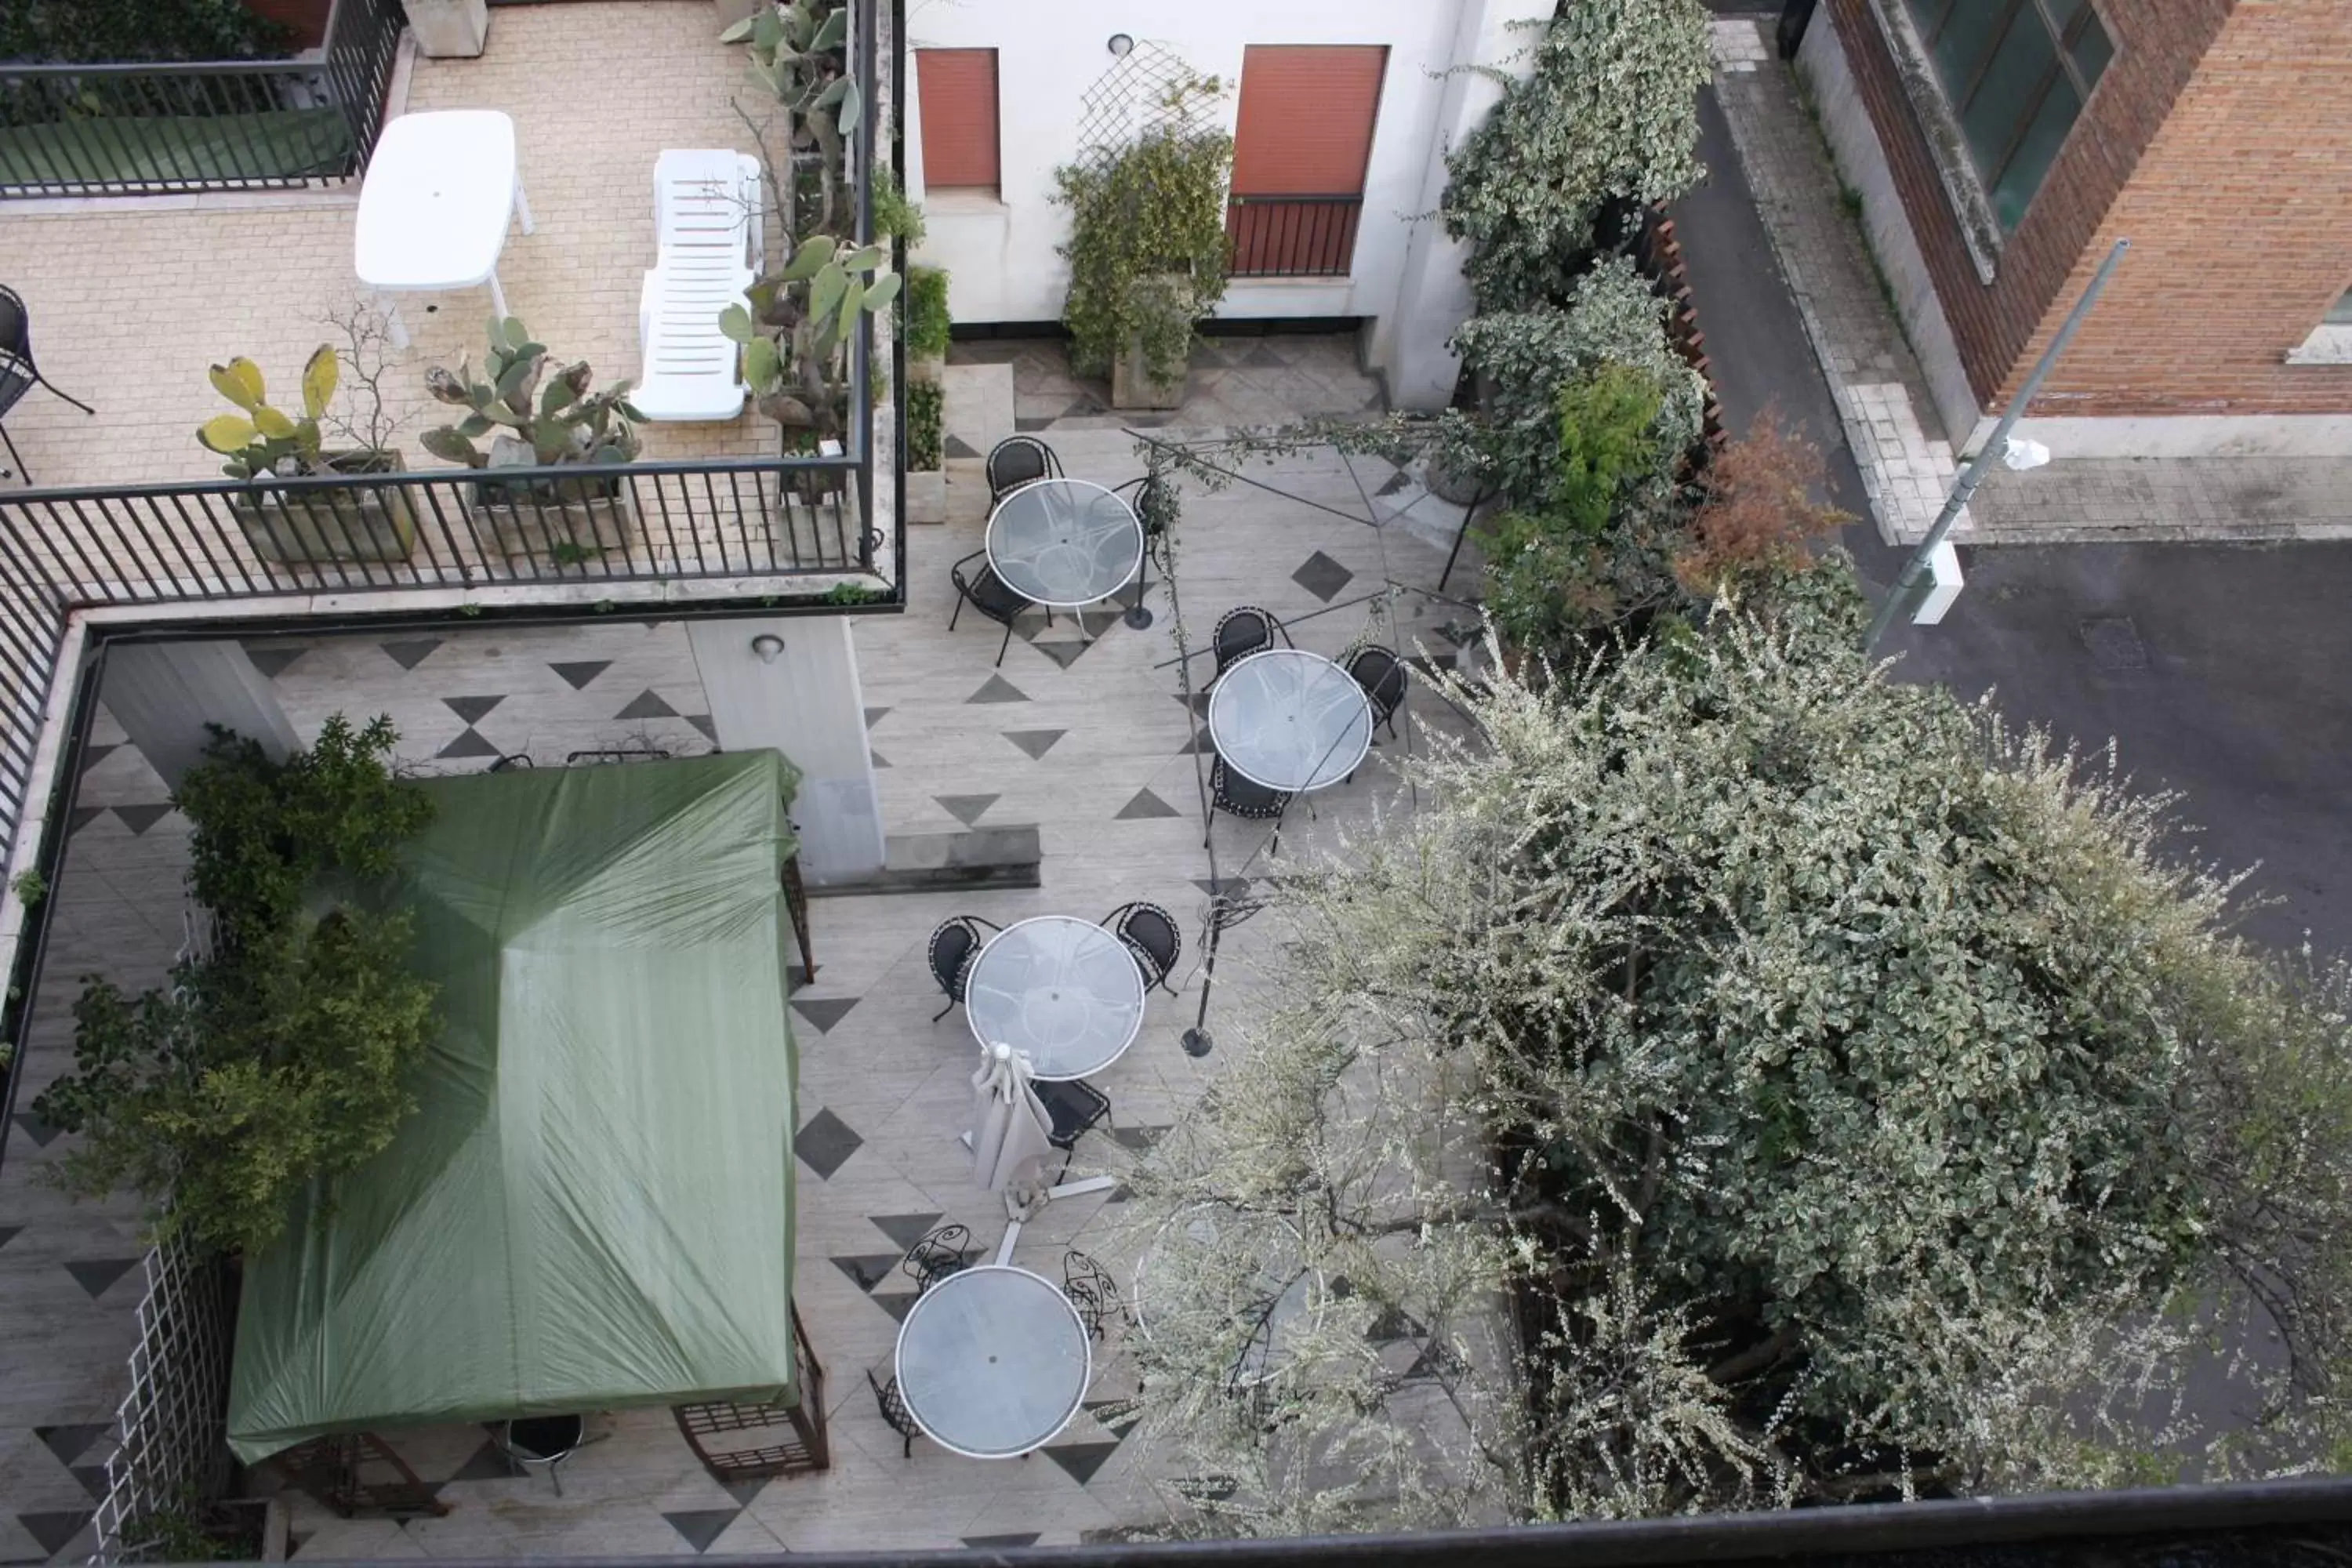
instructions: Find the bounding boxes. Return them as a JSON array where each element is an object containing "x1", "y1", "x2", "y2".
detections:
[{"x1": 805, "y1": 825, "x2": 1042, "y2": 896}]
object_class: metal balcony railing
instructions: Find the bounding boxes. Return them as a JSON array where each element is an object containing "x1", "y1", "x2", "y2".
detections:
[{"x1": 1225, "y1": 195, "x2": 1363, "y2": 279}]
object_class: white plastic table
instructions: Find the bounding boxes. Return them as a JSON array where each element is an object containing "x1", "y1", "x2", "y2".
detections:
[
  {"x1": 964, "y1": 915, "x2": 1147, "y2": 1081},
  {"x1": 985, "y1": 478, "x2": 1144, "y2": 609},
  {"x1": 354, "y1": 110, "x2": 535, "y2": 347},
  {"x1": 895, "y1": 1265, "x2": 1092, "y2": 1459},
  {"x1": 1207, "y1": 648, "x2": 1374, "y2": 793}
]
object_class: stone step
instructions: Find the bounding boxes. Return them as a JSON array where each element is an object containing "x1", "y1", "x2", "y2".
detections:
[{"x1": 804, "y1": 825, "x2": 1041, "y2": 896}]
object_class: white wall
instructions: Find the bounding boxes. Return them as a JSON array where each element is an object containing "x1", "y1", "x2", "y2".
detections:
[{"x1": 903, "y1": 0, "x2": 1552, "y2": 406}]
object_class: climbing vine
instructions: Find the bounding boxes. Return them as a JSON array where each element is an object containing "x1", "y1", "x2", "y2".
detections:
[{"x1": 1054, "y1": 71, "x2": 1234, "y2": 383}]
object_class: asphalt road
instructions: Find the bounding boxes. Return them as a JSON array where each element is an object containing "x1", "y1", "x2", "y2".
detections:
[{"x1": 1673, "y1": 85, "x2": 2352, "y2": 956}]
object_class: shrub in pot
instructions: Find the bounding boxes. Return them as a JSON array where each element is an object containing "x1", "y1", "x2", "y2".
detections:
[
  {"x1": 198, "y1": 346, "x2": 416, "y2": 565},
  {"x1": 421, "y1": 317, "x2": 644, "y2": 566},
  {"x1": 903, "y1": 376, "x2": 945, "y2": 523},
  {"x1": 905, "y1": 263, "x2": 950, "y2": 383}
]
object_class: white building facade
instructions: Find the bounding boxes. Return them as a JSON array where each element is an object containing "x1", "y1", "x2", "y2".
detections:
[{"x1": 899, "y1": 0, "x2": 1554, "y2": 410}]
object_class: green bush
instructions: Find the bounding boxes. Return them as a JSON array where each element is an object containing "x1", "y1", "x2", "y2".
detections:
[
  {"x1": 905, "y1": 377, "x2": 943, "y2": 471},
  {"x1": 35, "y1": 716, "x2": 438, "y2": 1256},
  {"x1": 905, "y1": 265, "x2": 952, "y2": 362},
  {"x1": 0, "y1": 0, "x2": 289, "y2": 64}
]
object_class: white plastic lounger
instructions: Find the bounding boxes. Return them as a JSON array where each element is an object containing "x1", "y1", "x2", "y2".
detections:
[{"x1": 636, "y1": 150, "x2": 764, "y2": 422}]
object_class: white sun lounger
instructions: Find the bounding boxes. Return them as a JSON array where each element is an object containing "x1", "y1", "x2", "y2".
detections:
[{"x1": 635, "y1": 150, "x2": 764, "y2": 422}]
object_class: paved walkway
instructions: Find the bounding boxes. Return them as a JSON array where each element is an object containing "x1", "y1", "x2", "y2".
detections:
[{"x1": 1708, "y1": 14, "x2": 2352, "y2": 545}]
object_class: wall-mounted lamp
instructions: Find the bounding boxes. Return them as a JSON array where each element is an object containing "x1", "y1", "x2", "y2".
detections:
[
  {"x1": 1106, "y1": 33, "x2": 1134, "y2": 56},
  {"x1": 751, "y1": 633, "x2": 786, "y2": 665}
]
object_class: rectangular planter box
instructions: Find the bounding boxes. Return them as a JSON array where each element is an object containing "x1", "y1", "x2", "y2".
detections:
[
  {"x1": 232, "y1": 452, "x2": 417, "y2": 564},
  {"x1": 905, "y1": 465, "x2": 946, "y2": 524},
  {"x1": 467, "y1": 476, "x2": 636, "y2": 565}
]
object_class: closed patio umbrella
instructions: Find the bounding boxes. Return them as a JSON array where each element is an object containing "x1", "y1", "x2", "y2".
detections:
[{"x1": 969, "y1": 1041, "x2": 1055, "y2": 1193}]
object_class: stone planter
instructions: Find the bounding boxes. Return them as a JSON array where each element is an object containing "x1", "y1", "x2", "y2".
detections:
[
  {"x1": 905, "y1": 464, "x2": 946, "y2": 524},
  {"x1": 233, "y1": 450, "x2": 417, "y2": 565},
  {"x1": 468, "y1": 472, "x2": 636, "y2": 565},
  {"x1": 1112, "y1": 339, "x2": 1185, "y2": 410},
  {"x1": 404, "y1": 0, "x2": 487, "y2": 57},
  {"x1": 908, "y1": 354, "x2": 944, "y2": 387}
]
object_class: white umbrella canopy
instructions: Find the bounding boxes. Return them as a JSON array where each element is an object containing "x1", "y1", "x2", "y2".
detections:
[{"x1": 969, "y1": 1041, "x2": 1056, "y2": 1193}]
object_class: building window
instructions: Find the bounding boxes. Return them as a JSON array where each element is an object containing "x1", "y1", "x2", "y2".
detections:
[
  {"x1": 1901, "y1": 0, "x2": 2112, "y2": 234},
  {"x1": 1227, "y1": 45, "x2": 1388, "y2": 278},
  {"x1": 916, "y1": 49, "x2": 1000, "y2": 193}
]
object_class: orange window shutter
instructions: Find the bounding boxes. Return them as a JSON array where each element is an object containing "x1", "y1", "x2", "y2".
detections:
[
  {"x1": 1230, "y1": 45, "x2": 1388, "y2": 196},
  {"x1": 917, "y1": 49, "x2": 1000, "y2": 190}
]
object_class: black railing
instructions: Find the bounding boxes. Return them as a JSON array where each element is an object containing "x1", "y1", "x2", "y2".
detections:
[
  {"x1": 0, "y1": 0, "x2": 404, "y2": 198},
  {"x1": 1226, "y1": 195, "x2": 1363, "y2": 278}
]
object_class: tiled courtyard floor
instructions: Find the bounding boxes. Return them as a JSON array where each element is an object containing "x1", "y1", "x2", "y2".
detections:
[{"x1": 0, "y1": 378, "x2": 1484, "y2": 1557}]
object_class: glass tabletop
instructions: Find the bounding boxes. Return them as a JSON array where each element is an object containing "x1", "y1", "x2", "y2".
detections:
[
  {"x1": 896, "y1": 1265, "x2": 1092, "y2": 1459},
  {"x1": 985, "y1": 479, "x2": 1145, "y2": 608},
  {"x1": 965, "y1": 915, "x2": 1149, "y2": 1080},
  {"x1": 1206, "y1": 648, "x2": 1374, "y2": 793}
]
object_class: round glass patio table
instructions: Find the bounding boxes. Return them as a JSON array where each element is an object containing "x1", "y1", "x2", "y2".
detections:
[
  {"x1": 965, "y1": 916, "x2": 1148, "y2": 1080},
  {"x1": 896, "y1": 1265, "x2": 1093, "y2": 1459},
  {"x1": 985, "y1": 478, "x2": 1145, "y2": 608},
  {"x1": 1206, "y1": 648, "x2": 1374, "y2": 793}
]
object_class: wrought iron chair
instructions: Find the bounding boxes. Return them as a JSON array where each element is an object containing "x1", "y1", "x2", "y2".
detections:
[
  {"x1": 927, "y1": 914, "x2": 1000, "y2": 1023},
  {"x1": 1204, "y1": 754, "x2": 1293, "y2": 850},
  {"x1": 1111, "y1": 470, "x2": 1171, "y2": 601},
  {"x1": 985, "y1": 434, "x2": 1062, "y2": 508},
  {"x1": 496, "y1": 1414, "x2": 601, "y2": 1497},
  {"x1": 900, "y1": 1221, "x2": 974, "y2": 1294},
  {"x1": 1103, "y1": 900, "x2": 1181, "y2": 996},
  {"x1": 1343, "y1": 644, "x2": 1407, "y2": 739},
  {"x1": 1063, "y1": 1250, "x2": 1124, "y2": 1341},
  {"x1": 1210, "y1": 604, "x2": 1290, "y2": 680},
  {"x1": 0, "y1": 284, "x2": 96, "y2": 485},
  {"x1": 1036, "y1": 1076, "x2": 1112, "y2": 1184},
  {"x1": 866, "y1": 1369, "x2": 920, "y2": 1458},
  {"x1": 948, "y1": 548, "x2": 1038, "y2": 667}
]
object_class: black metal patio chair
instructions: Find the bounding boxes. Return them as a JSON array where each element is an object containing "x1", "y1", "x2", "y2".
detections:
[
  {"x1": 900, "y1": 1221, "x2": 975, "y2": 1295},
  {"x1": 495, "y1": 1414, "x2": 601, "y2": 1497},
  {"x1": 0, "y1": 284, "x2": 96, "y2": 484},
  {"x1": 948, "y1": 548, "x2": 1038, "y2": 667},
  {"x1": 1103, "y1": 900, "x2": 1181, "y2": 996},
  {"x1": 927, "y1": 914, "x2": 1000, "y2": 1022},
  {"x1": 1110, "y1": 470, "x2": 1171, "y2": 608},
  {"x1": 1063, "y1": 1250, "x2": 1125, "y2": 1341},
  {"x1": 867, "y1": 1369, "x2": 920, "y2": 1457},
  {"x1": 985, "y1": 434, "x2": 1062, "y2": 509},
  {"x1": 1211, "y1": 604, "x2": 1290, "y2": 680},
  {"x1": 1036, "y1": 1076, "x2": 1112, "y2": 1185},
  {"x1": 1204, "y1": 754, "x2": 1293, "y2": 851},
  {"x1": 1344, "y1": 643, "x2": 1407, "y2": 740}
]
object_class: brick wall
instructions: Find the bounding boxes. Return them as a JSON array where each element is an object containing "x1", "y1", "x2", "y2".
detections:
[
  {"x1": 1823, "y1": 0, "x2": 2227, "y2": 405},
  {"x1": 2002, "y1": 0, "x2": 2352, "y2": 418}
]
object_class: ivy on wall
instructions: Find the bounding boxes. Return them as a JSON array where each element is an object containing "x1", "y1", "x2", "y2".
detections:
[{"x1": 1054, "y1": 71, "x2": 1235, "y2": 384}]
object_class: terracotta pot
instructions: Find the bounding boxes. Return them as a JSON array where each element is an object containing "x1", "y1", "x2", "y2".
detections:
[{"x1": 232, "y1": 450, "x2": 417, "y2": 564}]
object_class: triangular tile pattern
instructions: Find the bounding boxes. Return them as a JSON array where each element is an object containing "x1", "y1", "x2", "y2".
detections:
[
  {"x1": 791, "y1": 997, "x2": 858, "y2": 1035},
  {"x1": 67, "y1": 807, "x2": 106, "y2": 838},
  {"x1": 615, "y1": 688, "x2": 677, "y2": 720},
  {"x1": 1174, "y1": 728, "x2": 1212, "y2": 756},
  {"x1": 442, "y1": 695, "x2": 505, "y2": 724},
  {"x1": 68, "y1": 1465, "x2": 111, "y2": 1500},
  {"x1": 719, "y1": 1477, "x2": 767, "y2": 1509},
  {"x1": 447, "y1": 1439, "x2": 517, "y2": 1483},
  {"x1": 864, "y1": 706, "x2": 891, "y2": 728},
  {"x1": 1002, "y1": 729, "x2": 1065, "y2": 760},
  {"x1": 1291, "y1": 549, "x2": 1356, "y2": 604},
  {"x1": 436, "y1": 729, "x2": 501, "y2": 760},
  {"x1": 12, "y1": 1112, "x2": 60, "y2": 1148},
  {"x1": 870, "y1": 750, "x2": 892, "y2": 770},
  {"x1": 869, "y1": 1290, "x2": 919, "y2": 1324},
  {"x1": 35, "y1": 1426, "x2": 107, "y2": 1468},
  {"x1": 242, "y1": 646, "x2": 307, "y2": 679},
  {"x1": 550, "y1": 659, "x2": 612, "y2": 691},
  {"x1": 935, "y1": 794, "x2": 996, "y2": 827},
  {"x1": 64, "y1": 1258, "x2": 139, "y2": 1299},
  {"x1": 870, "y1": 1213, "x2": 944, "y2": 1251},
  {"x1": 379, "y1": 638, "x2": 441, "y2": 672},
  {"x1": 685, "y1": 714, "x2": 717, "y2": 743},
  {"x1": 662, "y1": 1508, "x2": 740, "y2": 1555},
  {"x1": 1030, "y1": 641, "x2": 1087, "y2": 671},
  {"x1": 0, "y1": 1225, "x2": 21, "y2": 1253},
  {"x1": 112, "y1": 804, "x2": 172, "y2": 836},
  {"x1": 18, "y1": 1511, "x2": 93, "y2": 1558},
  {"x1": 967, "y1": 675, "x2": 1028, "y2": 704},
  {"x1": 794, "y1": 1109, "x2": 863, "y2": 1180},
  {"x1": 944, "y1": 434, "x2": 981, "y2": 460},
  {"x1": 830, "y1": 1254, "x2": 902, "y2": 1292},
  {"x1": 1115, "y1": 789, "x2": 1179, "y2": 821},
  {"x1": 1042, "y1": 1441, "x2": 1120, "y2": 1486},
  {"x1": 77, "y1": 742, "x2": 119, "y2": 776}
]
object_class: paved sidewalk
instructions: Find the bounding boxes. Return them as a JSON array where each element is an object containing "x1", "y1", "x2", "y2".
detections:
[{"x1": 1708, "y1": 14, "x2": 2352, "y2": 546}]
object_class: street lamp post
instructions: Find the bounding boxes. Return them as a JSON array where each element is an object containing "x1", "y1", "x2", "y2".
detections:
[{"x1": 1864, "y1": 238, "x2": 2129, "y2": 652}]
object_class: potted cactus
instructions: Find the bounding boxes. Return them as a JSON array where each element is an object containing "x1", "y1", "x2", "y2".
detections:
[
  {"x1": 420, "y1": 318, "x2": 644, "y2": 564},
  {"x1": 199, "y1": 345, "x2": 416, "y2": 564}
]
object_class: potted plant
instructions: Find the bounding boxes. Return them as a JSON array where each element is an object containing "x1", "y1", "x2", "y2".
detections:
[
  {"x1": 905, "y1": 263, "x2": 949, "y2": 383},
  {"x1": 198, "y1": 336, "x2": 416, "y2": 566},
  {"x1": 904, "y1": 376, "x2": 945, "y2": 524},
  {"x1": 1053, "y1": 70, "x2": 1232, "y2": 411},
  {"x1": 420, "y1": 317, "x2": 644, "y2": 566}
]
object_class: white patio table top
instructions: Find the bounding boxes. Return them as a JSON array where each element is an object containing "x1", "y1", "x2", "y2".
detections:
[
  {"x1": 985, "y1": 478, "x2": 1145, "y2": 609},
  {"x1": 964, "y1": 915, "x2": 1148, "y2": 1082},
  {"x1": 1206, "y1": 647, "x2": 1373, "y2": 793},
  {"x1": 354, "y1": 110, "x2": 535, "y2": 332},
  {"x1": 895, "y1": 1265, "x2": 1092, "y2": 1459}
]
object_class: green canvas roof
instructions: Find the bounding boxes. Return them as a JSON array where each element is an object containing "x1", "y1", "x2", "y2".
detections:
[{"x1": 228, "y1": 750, "x2": 804, "y2": 1463}]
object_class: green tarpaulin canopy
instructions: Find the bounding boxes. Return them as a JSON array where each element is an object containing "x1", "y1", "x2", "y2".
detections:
[{"x1": 228, "y1": 750, "x2": 804, "y2": 1463}]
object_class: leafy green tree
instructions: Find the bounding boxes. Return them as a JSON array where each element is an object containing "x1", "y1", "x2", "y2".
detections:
[{"x1": 37, "y1": 717, "x2": 437, "y2": 1255}]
